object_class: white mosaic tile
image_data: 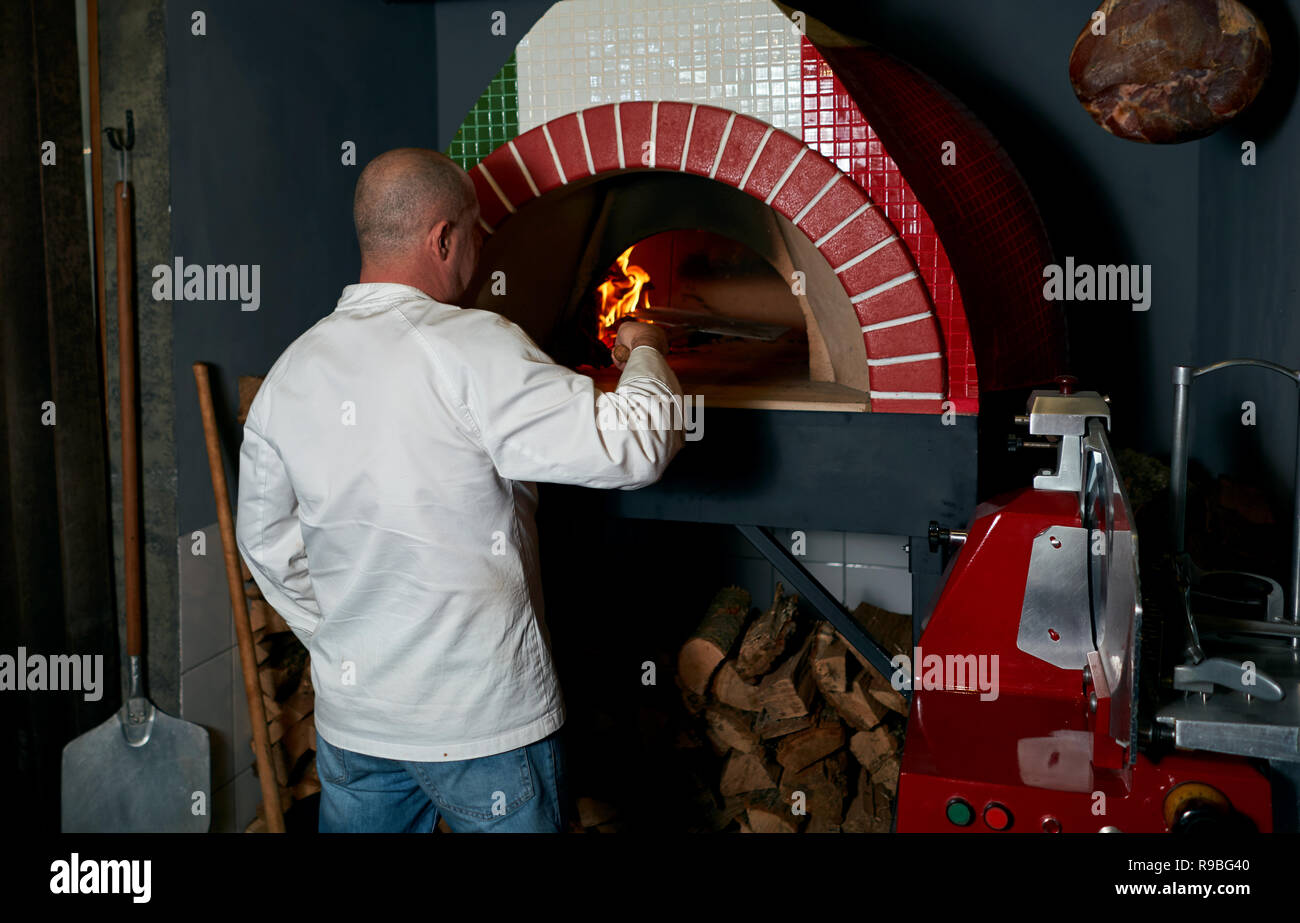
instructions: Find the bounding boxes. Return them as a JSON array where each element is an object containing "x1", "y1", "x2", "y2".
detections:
[{"x1": 515, "y1": 0, "x2": 803, "y2": 132}]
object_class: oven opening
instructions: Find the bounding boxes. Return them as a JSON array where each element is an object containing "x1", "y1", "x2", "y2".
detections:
[{"x1": 467, "y1": 170, "x2": 871, "y2": 411}]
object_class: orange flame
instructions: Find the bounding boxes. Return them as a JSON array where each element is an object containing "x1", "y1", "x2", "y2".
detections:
[{"x1": 597, "y1": 245, "x2": 652, "y2": 347}]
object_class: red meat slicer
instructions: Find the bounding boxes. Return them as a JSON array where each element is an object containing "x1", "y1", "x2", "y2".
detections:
[{"x1": 895, "y1": 370, "x2": 1295, "y2": 833}]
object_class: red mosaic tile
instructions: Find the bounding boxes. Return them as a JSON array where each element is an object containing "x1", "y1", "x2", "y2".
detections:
[
  {"x1": 510, "y1": 126, "x2": 564, "y2": 194},
  {"x1": 712, "y1": 115, "x2": 771, "y2": 188},
  {"x1": 681, "y1": 106, "x2": 734, "y2": 177},
  {"x1": 795, "y1": 177, "x2": 872, "y2": 242},
  {"x1": 768, "y1": 154, "x2": 839, "y2": 221},
  {"x1": 741, "y1": 128, "x2": 803, "y2": 200},
  {"x1": 867, "y1": 356, "x2": 945, "y2": 394},
  {"x1": 478, "y1": 145, "x2": 534, "y2": 210},
  {"x1": 579, "y1": 105, "x2": 620, "y2": 175},
  {"x1": 619, "y1": 101, "x2": 655, "y2": 170},
  {"x1": 802, "y1": 38, "x2": 976, "y2": 411},
  {"x1": 815, "y1": 208, "x2": 895, "y2": 269},
  {"x1": 837, "y1": 240, "x2": 915, "y2": 296},
  {"x1": 863, "y1": 314, "x2": 943, "y2": 358},
  {"x1": 870, "y1": 397, "x2": 945, "y2": 413},
  {"x1": 652, "y1": 101, "x2": 692, "y2": 171},
  {"x1": 850, "y1": 278, "x2": 931, "y2": 327},
  {"x1": 544, "y1": 112, "x2": 591, "y2": 184}
]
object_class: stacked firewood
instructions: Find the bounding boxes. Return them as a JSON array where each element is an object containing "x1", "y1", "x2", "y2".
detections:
[
  {"x1": 676, "y1": 584, "x2": 908, "y2": 833},
  {"x1": 237, "y1": 376, "x2": 320, "y2": 832}
]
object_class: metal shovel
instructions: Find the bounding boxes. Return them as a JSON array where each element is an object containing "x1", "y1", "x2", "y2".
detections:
[{"x1": 61, "y1": 113, "x2": 210, "y2": 832}]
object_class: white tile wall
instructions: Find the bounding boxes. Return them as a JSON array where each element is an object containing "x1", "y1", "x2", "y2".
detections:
[
  {"x1": 515, "y1": 0, "x2": 804, "y2": 132},
  {"x1": 727, "y1": 527, "x2": 913, "y2": 614}
]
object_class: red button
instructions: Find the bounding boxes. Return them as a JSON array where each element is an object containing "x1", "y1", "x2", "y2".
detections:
[{"x1": 984, "y1": 803, "x2": 1012, "y2": 830}]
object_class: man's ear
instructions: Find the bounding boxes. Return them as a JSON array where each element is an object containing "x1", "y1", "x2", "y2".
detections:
[{"x1": 429, "y1": 220, "x2": 452, "y2": 260}]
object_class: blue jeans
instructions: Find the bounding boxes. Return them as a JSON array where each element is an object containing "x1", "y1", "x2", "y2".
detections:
[{"x1": 315, "y1": 729, "x2": 571, "y2": 833}]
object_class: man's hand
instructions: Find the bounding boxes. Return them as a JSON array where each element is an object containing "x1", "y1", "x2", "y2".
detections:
[{"x1": 612, "y1": 321, "x2": 669, "y2": 370}]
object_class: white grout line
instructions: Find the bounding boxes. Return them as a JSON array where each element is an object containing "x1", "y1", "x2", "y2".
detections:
[
  {"x1": 849, "y1": 270, "x2": 919, "y2": 303},
  {"x1": 814, "y1": 201, "x2": 873, "y2": 247},
  {"x1": 615, "y1": 103, "x2": 625, "y2": 169},
  {"x1": 709, "y1": 112, "x2": 737, "y2": 179},
  {"x1": 869, "y1": 391, "x2": 945, "y2": 400},
  {"x1": 833, "y1": 234, "x2": 898, "y2": 274},
  {"x1": 648, "y1": 101, "x2": 658, "y2": 168},
  {"x1": 476, "y1": 163, "x2": 515, "y2": 214},
  {"x1": 478, "y1": 217, "x2": 495, "y2": 235},
  {"x1": 576, "y1": 110, "x2": 596, "y2": 175},
  {"x1": 679, "y1": 104, "x2": 698, "y2": 172},
  {"x1": 861, "y1": 311, "x2": 931, "y2": 333},
  {"x1": 541, "y1": 124, "x2": 567, "y2": 184},
  {"x1": 738, "y1": 125, "x2": 775, "y2": 192},
  {"x1": 867, "y1": 351, "x2": 942, "y2": 367},
  {"x1": 764, "y1": 147, "x2": 807, "y2": 205},
  {"x1": 792, "y1": 171, "x2": 839, "y2": 224},
  {"x1": 508, "y1": 141, "x2": 540, "y2": 198}
]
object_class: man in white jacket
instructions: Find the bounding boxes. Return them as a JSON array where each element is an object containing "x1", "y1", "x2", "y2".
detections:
[{"x1": 235, "y1": 148, "x2": 683, "y2": 832}]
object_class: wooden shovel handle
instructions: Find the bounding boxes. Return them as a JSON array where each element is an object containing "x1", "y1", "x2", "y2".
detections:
[
  {"x1": 192, "y1": 362, "x2": 287, "y2": 833},
  {"x1": 116, "y1": 181, "x2": 143, "y2": 658}
]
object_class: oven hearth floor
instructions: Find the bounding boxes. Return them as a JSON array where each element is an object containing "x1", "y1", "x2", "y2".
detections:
[{"x1": 580, "y1": 336, "x2": 870, "y2": 412}]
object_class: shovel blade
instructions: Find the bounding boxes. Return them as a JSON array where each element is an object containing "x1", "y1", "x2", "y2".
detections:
[{"x1": 62, "y1": 707, "x2": 211, "y2": 833}]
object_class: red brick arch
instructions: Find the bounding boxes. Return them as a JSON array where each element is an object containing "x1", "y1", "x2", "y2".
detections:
[{"x1": 468, "y1": 101, "x2": 948, "y2": 413}]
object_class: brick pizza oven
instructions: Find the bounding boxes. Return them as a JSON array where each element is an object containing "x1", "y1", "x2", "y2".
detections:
[{"x1": 451, "y1": 0, "x2": 1066, "y2": 418}]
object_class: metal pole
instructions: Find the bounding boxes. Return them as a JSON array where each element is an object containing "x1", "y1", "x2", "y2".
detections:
[
  {"x1": 1291, "y1": 414, "x2": 1300, "y2": 627},
  {"x1": 1170, "y1": 365, "x2": 1193, "y2": 557}
]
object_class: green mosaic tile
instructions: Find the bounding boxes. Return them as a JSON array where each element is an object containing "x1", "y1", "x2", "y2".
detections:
[{"x1": 448, "y1": 52, "x2": 519, "y2": 171}]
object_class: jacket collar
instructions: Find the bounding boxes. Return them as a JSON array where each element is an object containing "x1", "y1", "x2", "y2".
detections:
[{"x1": 334, "y1": 282, "x2": 443, "y2": 311}]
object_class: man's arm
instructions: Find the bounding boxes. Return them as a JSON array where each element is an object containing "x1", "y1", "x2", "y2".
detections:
[
  {"x1": 459, "y1": 316, "x2": 685, "y2": 489},
  {"x1": 234, "y1": 406, "x2": 321, "y2": 644}
]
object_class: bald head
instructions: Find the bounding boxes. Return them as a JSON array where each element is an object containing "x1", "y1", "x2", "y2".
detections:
[{"x1": 353, "y1": 148, "x2": 476, "y2": 260}]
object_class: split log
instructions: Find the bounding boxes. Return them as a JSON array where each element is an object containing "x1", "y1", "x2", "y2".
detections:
[
  {"x1": 843, "y1": 769, "x2": 893, "y2": 833},
  {"x1": 754, "y1": 709, "x2": 815, "y2": 740},
  {"x1": 678, "y1": 586, "x2": 751, "y2": 696},
  {"x1": 841, "y1": 603, "x2": 910, "y2": 715},
  {"x1": 703, "y1": 704, "x2": 760, "y2": 754},
  {"x1": 248, "y1": 599, "x2": 290, "y2": 636},
  {"x1": 757, "y1": 632, "x2": 816, "y2": 719},
  {"x1": 864, "y1": 667, "x2": 908, "y2": 716},
  {"x1": 850, "y1": 601, "x2": 911, "y2": 659},
  {"x1": 711, "y1": 661, "x2": 764, "y2": 712},
  {"x1": 810, "y1": 621, "x2": 847, "y2": 695},
  {"x1": 848, "y1": 726, "x2": 898, "y2": 774},
  {"x1": 745, "y1": 789, "x2": 800, "y2": 833},
  {"x1": 826, "y1": 672, "x2": 889, "y2": 732},
  {"x1": 735, "y1": 583, "x2": 799, "y2": 680},
  {"x1": 775, "y1": 719, "x2": 845, "y2": 774},
  {"x1": 780, "y1": 751, "x2": 849, "y2": 829},
  {"x1": 289, "y1": 759, "x2": 321, "y2": 801},
  {"x1": 283, "y1": 713, "x2": 316, "y2": 768},
  {"x1": 720, "y1": 751, "x2": 780, "y2": 797},
  {"x1": 874, "y1": 756, "x2": 901, "y2": 796}
]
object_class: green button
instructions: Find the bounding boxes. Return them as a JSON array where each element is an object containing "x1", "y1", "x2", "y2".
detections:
[{"x1": 946, "y1": 798, "x2": 974, "y2": 826}]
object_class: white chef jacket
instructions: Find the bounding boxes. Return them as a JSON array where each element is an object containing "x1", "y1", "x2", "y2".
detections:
[{"x1": 235, "y1": 282, "x2": 683, "y2": 762}]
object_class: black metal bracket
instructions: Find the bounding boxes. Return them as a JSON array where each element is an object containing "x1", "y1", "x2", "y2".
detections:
[{"x1": 735, "y1": 524, "x2": 910, "y2": 701}]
